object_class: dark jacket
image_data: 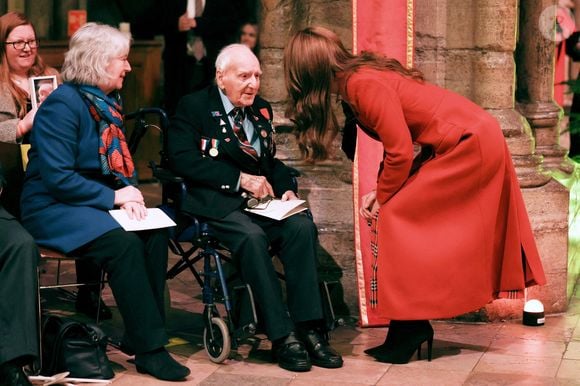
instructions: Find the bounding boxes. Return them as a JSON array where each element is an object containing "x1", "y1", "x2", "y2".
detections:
[{"x1": 168, "y1": 85, "x2": 295, "y2": 219}]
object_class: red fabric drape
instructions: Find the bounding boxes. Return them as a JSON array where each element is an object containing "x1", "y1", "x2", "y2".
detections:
[{"x1": 353, "y1": 0, "x2": 414, "y2": 327}]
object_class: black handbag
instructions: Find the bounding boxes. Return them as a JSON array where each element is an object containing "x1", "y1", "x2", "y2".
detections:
[{"x1": 41, "y1": 314, "x2": 114, "y2": 379}]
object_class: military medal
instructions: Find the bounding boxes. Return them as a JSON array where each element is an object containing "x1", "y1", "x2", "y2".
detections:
[
  {"x1": 260, "y1": 129, "x2": 267, "y2": 138},
  {"x1": 200, "y1": 137, "x2": 209, "y2": 156},
  {"x1": 209, "y1": 138, "x2": 219, "y2": 157}
]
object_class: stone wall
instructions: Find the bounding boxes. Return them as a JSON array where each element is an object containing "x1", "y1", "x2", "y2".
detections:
[{"x1": 259, "y1": 0, "x2": 357, "y2": 318}]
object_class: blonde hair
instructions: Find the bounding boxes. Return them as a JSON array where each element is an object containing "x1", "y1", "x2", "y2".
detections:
[
  {"x1": 284, "y1": 26, "x2": 423, "y2": 162},
  {"x1": 61, "y1": 22, "x2": 131, "y2": 86}
]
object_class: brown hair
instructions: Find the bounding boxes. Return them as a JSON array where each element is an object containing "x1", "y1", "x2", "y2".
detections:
[
  {"x1": 0, "y1": 11, "x2": 48, "y2": 118},
  {"x1": 284, "y1": 26, "x2": 423, "y2": 162}
]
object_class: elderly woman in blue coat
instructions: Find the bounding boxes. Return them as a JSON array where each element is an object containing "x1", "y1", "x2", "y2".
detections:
[{"x1": 19, "y1": 23, "x2": 190, "y2": 382}]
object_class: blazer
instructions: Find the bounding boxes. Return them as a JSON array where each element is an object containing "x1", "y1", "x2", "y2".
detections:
[
  {"x1": 20, "y1": 83, "x2": 120, "y2": 253},
  {"x1": 168, "y1": 85, "x2": 296, "y2": 220},
  {"x1": 0, "y1": 86, "x2": 20, "y2": 144}
]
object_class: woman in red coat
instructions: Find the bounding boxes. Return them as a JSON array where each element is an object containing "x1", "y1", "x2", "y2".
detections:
[{"x1": 284, "y1": 26, "x2": 546, "y2": 364}]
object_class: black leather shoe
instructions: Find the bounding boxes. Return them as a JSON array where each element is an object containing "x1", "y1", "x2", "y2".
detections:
[
  {"x1": 271, "y1": 332, "x2": 312, "y2": 372},
  {"x1": 0, "y1": 362, "x2": 32, "y2": 386},
  {"x1": 75, "y1": 288, "x2": 113, "y2": 320},
  {"x1": 298, "y1": 329, "x2": 343, "y2": 368},
  {"x1": 135, "y1": 348, "x2": 190, "y2": 381}
]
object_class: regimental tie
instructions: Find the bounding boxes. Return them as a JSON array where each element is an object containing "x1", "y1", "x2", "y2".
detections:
[{"x1": 231, "y1": 107, "x2": 258, "y2": 159}]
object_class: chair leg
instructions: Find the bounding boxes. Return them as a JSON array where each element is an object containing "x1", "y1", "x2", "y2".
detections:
[
  {"x1": 95, "y1": 269, "x2": 106, "y2": 324},
  {"x1": 35, "y1": 267, "x2": 43, "y2": 375}
]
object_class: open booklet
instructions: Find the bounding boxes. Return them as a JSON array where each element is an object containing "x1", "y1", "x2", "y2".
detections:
[
  {"x1": 244, "y1": 199, "x2": 308, "y2": 221},
  {"x1": 109, "y1": 208, "x2": 176, "y2": 231}
]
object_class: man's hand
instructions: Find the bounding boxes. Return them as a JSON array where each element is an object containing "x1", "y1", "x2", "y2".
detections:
[
  {"x1": 280, "y1": 190, "x2": 298, "y2": 201},
  {"x1": 178, "y1": 12, "x2": 197, "y2": 31},
  {"x1": 240, "y1": 172, "x2": 274, "y2": 199}
]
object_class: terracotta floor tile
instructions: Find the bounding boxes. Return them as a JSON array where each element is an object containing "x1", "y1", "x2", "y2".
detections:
[
  {"x1": 556, "y1": 358, "x2": 580, "y2": 381},
  {"x1": 377, "y1": 366, "x2": 470, "y2": 386},
  {"x1": 564, "y1": 341, "x2": 580, "y2": 359},
  {"x1": 463, "y1": 371, "x2": 559, "y2": 386},
  {"x1": 487, "y1": 336, "x2": 566, "y2": 358},
  {"x1": 474, "y1": 352, "x2": 562, "y2": 377}
]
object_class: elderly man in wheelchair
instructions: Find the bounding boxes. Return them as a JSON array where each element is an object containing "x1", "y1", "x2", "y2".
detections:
[{"x1": 168, "y1": 43, "x2": 343, "y2": 372}]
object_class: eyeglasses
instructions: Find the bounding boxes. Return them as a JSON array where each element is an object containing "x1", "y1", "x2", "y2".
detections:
[
  {"x1": 246, "y1": 195, "x2": 273, "y2": 210},
  {"x1": 4, "y1": 39, "x2": 38, "y2": 50}
]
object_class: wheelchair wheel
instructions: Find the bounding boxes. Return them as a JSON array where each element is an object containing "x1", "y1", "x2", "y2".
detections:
[{"x1": 203, "y1": 317, "x2": 231, "y2": 363}]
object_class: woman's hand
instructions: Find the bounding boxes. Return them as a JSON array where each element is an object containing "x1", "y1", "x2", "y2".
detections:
[
  {"x1": 360, "y1": 190, "x2": 379, "y2": 222},
  {"x1": 280, "y1": 190, "x2": 299, "y2": 201},
  {"x1": 114, "y1": 185, "x2": 144, "y2": 206},
  {"x1": 121, "y1": 201, "x2": 147, "y2": 221},
  {"x1": 240, "y1": 172, "x2": 274, "y2": 199},
  {"x1": 17, "y1": 108, "x2": 37, "y2": 138}
]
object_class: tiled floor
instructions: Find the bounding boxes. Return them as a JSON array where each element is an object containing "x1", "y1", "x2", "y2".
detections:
[{"x1": 40, "y1": 248, "x2": 580, "y2": 386}]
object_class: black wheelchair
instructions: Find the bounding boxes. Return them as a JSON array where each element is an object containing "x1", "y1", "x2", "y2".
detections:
[{"x1": 128, "y1": 107, "x2": 344, "y2": 363}]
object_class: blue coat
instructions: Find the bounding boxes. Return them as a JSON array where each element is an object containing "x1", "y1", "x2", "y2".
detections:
[{"x1": 20, "y1": 83, "x2": 120, "y2": 253}]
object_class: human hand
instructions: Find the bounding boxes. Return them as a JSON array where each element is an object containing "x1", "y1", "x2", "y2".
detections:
[
  {"x1": 178, "y1": 13, "x2": 197, "y2": 31},
  {"x1": 280, "y1": 190, "x2": 299, "y2": 201},
  {"x1": 360, "y1": 190, "x2": 378, "y2": 222},
  {"x1": 121, "y1": 201, "x2": 147, "y2": 221},
  {"x1": 240, "y1": 172, "x2": 274, "y2": 199},
  {"x1": 114, "y1": 185, "x2": 144, "y2": 206},
  {"x1": 17, "y1": 108, "x2": 37, "y2": 138}
]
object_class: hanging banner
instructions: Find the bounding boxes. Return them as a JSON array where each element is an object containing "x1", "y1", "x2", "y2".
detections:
[{"x1": 352, "y1": 0, "x2": 414, "y2": 327}]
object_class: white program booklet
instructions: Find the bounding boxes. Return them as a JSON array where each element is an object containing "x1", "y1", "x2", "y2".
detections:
[
  {"x1": 244, "y1": 199, "x2": 308, "y2": 221},
  {"x1": 109, "y1": 208, "x2": 176, "y2": 231}
]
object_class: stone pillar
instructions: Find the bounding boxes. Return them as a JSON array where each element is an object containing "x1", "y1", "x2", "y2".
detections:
[
  {"x1": 417, "y1": 0, "x2": 570, "y2": 319},
  {"x1": 517, "y1": 1, "x2": 570, "y2": 172},
  {"x1": 260, "y1": 0, "x2": 357, "y2": 317},
  {"x1": 514, "y1": 0, "x2": 571, "y2": 316}
]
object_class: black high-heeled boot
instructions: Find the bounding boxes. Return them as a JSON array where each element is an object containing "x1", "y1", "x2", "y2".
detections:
[{"x1": 365, "y1": 320, "x2": 434, "y2": 364}]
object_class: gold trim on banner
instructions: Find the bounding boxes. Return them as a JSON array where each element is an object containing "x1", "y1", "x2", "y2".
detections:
[
  {"x1": 351, "y1": 0, "x2": 414, "y2": 327},
  {"x1": 351, "y1": 0, "x2": 370, "y2": 326},
  {"x1": 353, "y1": 145, "x2": 369, "y2": 326},
  {"x1": 353, "y1": 0, "x2": 358, "y2": 53},
  {"x1": 406, "y1": 0, "x2": 414, "y2": 67}
]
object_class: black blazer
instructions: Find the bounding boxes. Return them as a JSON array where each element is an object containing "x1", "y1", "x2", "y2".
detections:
[{"x1": 168, "y1": 85, "x2": 296, "y2": 219}]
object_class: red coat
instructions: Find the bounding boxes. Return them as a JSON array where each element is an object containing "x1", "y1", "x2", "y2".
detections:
[{"x1": 338, "y1": 68, "x2": 546, "y2": 319}]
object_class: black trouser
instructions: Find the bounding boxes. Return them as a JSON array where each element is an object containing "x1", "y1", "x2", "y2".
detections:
[
  {"x1": 70, "y1": 228, "x2": 169, "y2": 354},
  {"x1": 205, "y1": 211, "x2": 323, "y2": 341},
  {"x1": 0, "y1": 207, "x2": 39, "y2": 366}
]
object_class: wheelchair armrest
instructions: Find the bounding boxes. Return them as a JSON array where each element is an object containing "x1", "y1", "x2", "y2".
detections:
[
  {"x1": 151, "y1": 165, "x2": 184, "y2": 185},
  {"x1": 287, "y1": 166, "x2": 301, "y2": 178}
]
